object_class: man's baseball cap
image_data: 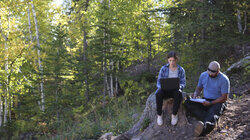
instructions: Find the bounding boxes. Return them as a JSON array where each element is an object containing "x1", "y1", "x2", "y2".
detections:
[{"x1": 207, "y1": 61, "x2": 220, "y2": 75}]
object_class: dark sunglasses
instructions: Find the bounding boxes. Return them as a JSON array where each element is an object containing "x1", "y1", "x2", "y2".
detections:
[{"x1": 207, "y1": 68, "x2": 218, "y2": 73}]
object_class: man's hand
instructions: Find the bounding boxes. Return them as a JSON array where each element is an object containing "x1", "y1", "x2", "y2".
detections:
[
  {"x1": 202, "y1": 101, "x2": 211, "y2": 106},
  {"x1": 192, "y1": 87, "x2": 203, "y2": 99},
  {"x1": 191, "y1": 91, "x2": 198, "y2": 98},
  {"x1": 191, "y1": 93, "x2": 197, "y2": 98}
]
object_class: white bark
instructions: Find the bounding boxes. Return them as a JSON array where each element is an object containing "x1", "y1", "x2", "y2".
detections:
[
  {"x1": 115, "y1": 62, "x2": 119, "y2": 94},
  {"x1": 0, "y1": 94, "x2": 2, "y2": 126},
  {"x1": 108, "y1": 0, "x2": 113, "y2": 97},
  {"x1": 0, "y1": 17, "x2": 10, "y2": 125},
  {"x1": 237, "y1": 10, "x2": 243, "y2": 33},
  {"x1": 27, "y1": 5, "x2": 33, "y2": 47},
  {"x1": 4, "y1": 96, "x2": 8, "y2": 124},
  {"x1": 243, "y1": 11, "x2": 247, "y2": 34},
  {"x1": 83, "y1": 0, "x2": 90, "y2": 99},
  {"x1": 4, "y1": 37, "x2": 10, "y2": 124},
  {"x1": 103, "y1": 31, "x2": 108, "y2": 96},
  {"x1": 110, "y1": 63, "x2": 114, "y2": 97},
  {"x1": 106, "y1": 74, "x2": 110, "y2": 96},
  {"x1": 110, "y1": 43, "x2": 114, "y2": 97},
  {"x1": 31, "y1": 0, "x2": 44, "y2": 112},
  {"x1": 23, "y1": 5, "x2": 33, "y2": 86},
  {"x1": 9, "y1": 95, "x2": 11, "y2": 120}
]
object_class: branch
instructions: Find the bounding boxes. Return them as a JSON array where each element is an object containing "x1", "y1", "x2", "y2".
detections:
[{"x1": 142, "y1": 8, "x2": 169, "y2": 13}]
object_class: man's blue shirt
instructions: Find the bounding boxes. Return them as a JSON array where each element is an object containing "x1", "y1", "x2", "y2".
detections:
[
  {"x1": 155, "y1": 64, "x2": 186, "y2": 94},
  {"x1": 198, "y1": 72, "x2": 230, "y2": 99}
]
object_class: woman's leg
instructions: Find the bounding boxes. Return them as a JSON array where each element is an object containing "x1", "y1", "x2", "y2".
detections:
[
  {"x1": 156, "y1": 89, "x2": 166, "y2": 116},
  {"x1": 172, "y1": 90, "x2": 183, "y2": 115}
]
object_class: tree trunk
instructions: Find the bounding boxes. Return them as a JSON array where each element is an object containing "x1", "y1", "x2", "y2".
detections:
[
  {"x1": 110, "y1": 63, "x2": 114, "y2": 97},
  {"x1": 56, "y1": 89, "x2": 59, "y2": 121},
  {"x1": 103, "y1": 40, "x2": 107, "y2": 97},
  {"x1": 0, "y1": 94, "x2": 2, "y2": 126},
  {"x1": 83, "y1": 29, "x2": 89, "y2": 99},
  {"x1": 27, "y1": 6, "x2": 33, "y2": 47},
  {"x1": 1, "y1": 19, "x2": 10, "y2": 125},
  {"x1": 31, "y1": 0, "x2": 45, "y2": 112},
  {"x1": 243, "y1": 11, "x2": 247, "y2": 34},
  {"x1": 115, "y1": 62, "x2": 119, "y2": 95},
  {"x1": 4, "y1": 96, "x2": 8, "y2": 124},
  {"x1": 237, "y1": 10, "x2": 243, "y2": 33},
  {"x1": 8, "y1": 95, "x2": 11, "y2": 121},
  {"x1": 147, "y1": 27, "x2": 152, "y2": 72},
  {"x1": 83, "y1": 0, "x2": 90, "y2": 100}
]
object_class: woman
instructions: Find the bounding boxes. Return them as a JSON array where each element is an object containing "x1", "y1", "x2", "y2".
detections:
[{"x1": 155, "y1": 51, "x2": 186, "y2": 126}]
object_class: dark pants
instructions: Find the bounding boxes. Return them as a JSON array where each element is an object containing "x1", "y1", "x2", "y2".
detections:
[
  {"x1": 184, "y1": 99, "x2": 226, "y2": 135},
  {"x1": 156, "y1": 89, "x2": 183, "y2": 116}
]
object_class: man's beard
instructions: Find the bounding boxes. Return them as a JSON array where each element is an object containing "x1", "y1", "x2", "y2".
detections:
[{"x1": 209, "y1": 74, "x2": 217, "y2": 78}]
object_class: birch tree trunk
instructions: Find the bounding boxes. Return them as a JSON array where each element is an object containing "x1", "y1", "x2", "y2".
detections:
[
  {"x1": 147, "y1": 27, "x2": 152, "y2": 72},
  {"x1": 237, "y1": 10, "x2": 243, "y2": 33},
  {"x1": 31, "y1": 0, "x2": 44, "y2": 112},
  {"x1": 110, "y1": 60, "x2": 114, "y2": 97},
  {"x1": 108, "y1": 0, "x2": 114, "y2": 97},
  {"x1": 1, "y1": 19, "x2": 10, "y2": 125},
  {"x1": 8, "y1": 94, "x2": 11, "y2": 121},
  {"x1": 103, "y1": 30, "x2": 108, "y2": 97},
  {"x1": 0, "y1": 94, "x2": 2, "y2": 126},
  {"x1": 243, "y1": 11, "x2": 247, "y2": 34},
  {"x1": 83, "y1": 0, "x2": 90, "y2": 100},
  {"x1": 83, "y1": 30, "x2": 89, "y2": 99},
  {"x1": 4, "y1": 96, "x2": 8, "y2": 124},
  {"x1": 115, "y1": 77, "x2": 118, "y2": 95},
  {"x1": 27, "y1": 6, "x2": 33, "y2": 47}
]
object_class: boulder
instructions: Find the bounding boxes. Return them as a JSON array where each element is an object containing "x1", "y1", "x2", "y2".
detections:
[{"x1": 114, "y1": 93, "x2": 189, "y2": 140}]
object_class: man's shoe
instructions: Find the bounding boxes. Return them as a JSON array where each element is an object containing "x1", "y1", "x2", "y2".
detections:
[
  {"x1": 157, "y1": 115, "x2": 163, "y2": 126},
  {"x1": 194, "y1": 121, "x2": 204, "y2": 137},
  {"x1": 171, "y1": 114, "x2": 178, "y2": 125}
]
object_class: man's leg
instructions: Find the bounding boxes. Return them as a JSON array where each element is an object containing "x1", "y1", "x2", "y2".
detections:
[
  {"x1": 201, "y1": 103, "x2": 226, "y2": 135},
  {"x1": 184, "y1": 99, "x2": 208, "y2": 136},
  {"x1": 184, "y1": 99, "x2": 207, "y2": 120},
  {"x1": 204, "y1": 102, "x2": 225, "y2": 123}
]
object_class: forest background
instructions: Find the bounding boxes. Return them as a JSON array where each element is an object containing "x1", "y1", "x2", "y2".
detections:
[{"x1": 0, "y1": 0, "x2": 249, "y2": 139}]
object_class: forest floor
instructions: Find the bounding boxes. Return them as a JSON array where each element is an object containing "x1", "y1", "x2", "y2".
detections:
[
  {"x1": 206, "y1": 92, "x2": 250, "y2": 140},
  {"x1": 129, "y1": 92, "x2": 250, "y2": 140}
]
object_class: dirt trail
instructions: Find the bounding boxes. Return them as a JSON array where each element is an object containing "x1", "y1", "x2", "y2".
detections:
[
  {"x1": 129, "y1": 93, "x2": 250, "y2": 140},
  {"x1": 206, "y1": 93, "x2": 250, "y2": 140}
]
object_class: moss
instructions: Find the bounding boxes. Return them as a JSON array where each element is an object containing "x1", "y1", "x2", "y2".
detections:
[{"x1": 140, "y1": 118, "x2": 151, "y2": 132}]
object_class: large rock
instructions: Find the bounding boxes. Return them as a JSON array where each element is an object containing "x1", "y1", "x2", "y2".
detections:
[
  {"x1": 225, "y1": 56, "x2": 250, "y2": 75},
  {"x1": 225, "y1": 56, "x2": 250, "y2": 98},
  {"x1": 114, "y1": 93, "x2": 189, "y2": 140}
]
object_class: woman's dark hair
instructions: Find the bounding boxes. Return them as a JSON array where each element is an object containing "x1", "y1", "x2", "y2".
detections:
[{"x1": 167, "y1": 51, "x2": 179, "y2": 60}]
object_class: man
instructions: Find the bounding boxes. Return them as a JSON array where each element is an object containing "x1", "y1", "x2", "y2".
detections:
[{"x1": 184, "y1": 61, "x2": 230, "y2": 136}]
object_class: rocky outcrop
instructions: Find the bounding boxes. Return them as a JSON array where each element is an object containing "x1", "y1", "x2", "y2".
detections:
[
  {"x1": 225, "y1": 56, "x2": 250, "y2": 75},
  {"x1": 225, "y1": 56, "x2": 250, "y2": 98},
  {"x1": 113, "y1": 93, "x2": 190, "y2": 140}
]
